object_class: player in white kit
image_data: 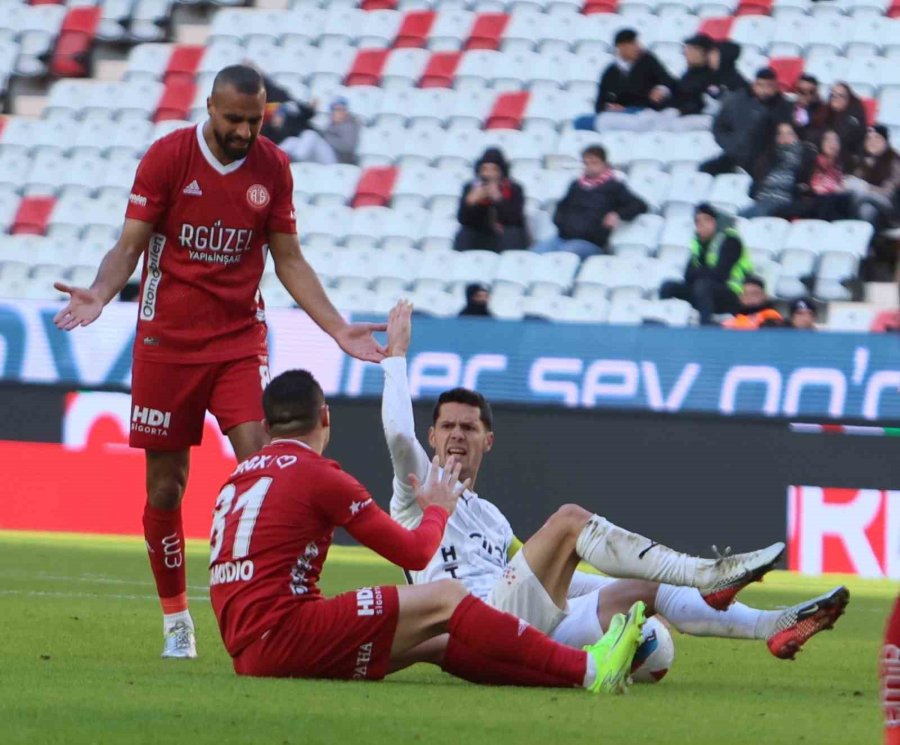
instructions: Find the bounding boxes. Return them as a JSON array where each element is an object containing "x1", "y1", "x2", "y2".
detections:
[{"x1": 380, "y1": 302, "x2": 849, "y2": 667}]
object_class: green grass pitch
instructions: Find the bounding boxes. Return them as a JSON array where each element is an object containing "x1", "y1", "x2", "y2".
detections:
[{"x1": 0, "y1": 530, "x2": 892, "y2": 745}]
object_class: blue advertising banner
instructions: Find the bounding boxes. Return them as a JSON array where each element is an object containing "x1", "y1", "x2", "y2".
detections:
[{"x1": 1, "y1": 300, "x2": 897, "y2": 421}]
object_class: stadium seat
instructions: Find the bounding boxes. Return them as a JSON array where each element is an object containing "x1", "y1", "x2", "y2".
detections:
[
  {"x1": 821, "y1": 219, "x2": 874, "y2": 258},
  {"x1": 642, "y1": 297, "x2": 696, "y2": 326},
  {"x1": 381, "y1": 48, "x2": 430, "y2": 88},
  {"x1": 125, "y1": 43, "x2": 173, "y2": 82},
  {"x1": 357, "y1": 9, "x2": 404, "y2": 48},
  {"x1": 346, "y1": 48, "x2": 390, "y2": 87},
  {"x1": 50, "y1": 6, "x2": 101, "y2": 78},
  {"x1": 627, "y1": 168, "x2": 671, "y2": 213},
  {"x1": 584, "y1": 0, "x2": 621, "y2": 13},
  {"x1": 825, "y1": 301, "x2": 878, "y2": 331},
  {"x1": 164, "y1": 44, "x2": 204, "y2": 85},
  {"x1": 698, "y1": 16, "x2": 735, "y2": 42},
  {"x1": 814, "y1": 251, "x2": 859, "y2": 301},
  {"x1": 485, "y1": 91, "x2": 530, "y2": 129},
  {"x1": 394, "y1": 10, "x2": 436, "y2": 48},
  {"x1": 708, "y1": 173, "x2": 753, "y2": 214},
  {"x1": 533, "y1": 250, "x2": 581, "y2": 294},
  {"x1": 665, "y1": 170, "x2": 713, "y2": 216},
  {"x1": 12, "y1": 195, "x2": 56, "y2": 235},
  {"x1": 464, "y1": 12, "x2": 509, "y2": 50},
  {"x1": 370, "y1": 246, "x2": 421, "y2": 292},
  {"x1": 769, "y1": 56, "x2": 804, "y2": 93},
  {"x1": 740, "y1": 216, "x2": 790, "y2": 260},
  {"x1": 455, "y1": 49, "x2": 505, "y2": 92},
  {"x1": 154, "y1": 78, "x2": 196, "y2": 122},
  {"x1": 419, "y1": 50, "x2": 463, "y2": 87},
  {"x1": 428, "y1": 9, "x2": 475, "y2": 51},
  {"x1": 352, "y1": 166, "x2": 398, "y2": 207}
]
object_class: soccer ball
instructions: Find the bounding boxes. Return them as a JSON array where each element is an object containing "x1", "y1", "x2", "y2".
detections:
[{"x1": 630, "y1": 617, "x2": 675, "y2": 683}]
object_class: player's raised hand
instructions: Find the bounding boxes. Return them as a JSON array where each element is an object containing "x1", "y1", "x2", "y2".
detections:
[
  {"x1": 52, "y1": 282, "x2": 104, "y2": 331},
  {"x1": 334, "y1": 321, "x2": 389, "y2": 363},
  {"x1": 385, "y1": 300, "x2": 412, "y2": 358},
  {"x1": 410, "y1": 455, "x2": 469, "y2": 516}
]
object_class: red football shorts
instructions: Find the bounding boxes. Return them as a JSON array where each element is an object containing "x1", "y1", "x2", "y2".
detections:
[
  {"x1": 129, "y1": 355, "x2": 269, "y2": 450},
  {"x1": 233, "y1": 586, "x2": 400, "y2": 680}
]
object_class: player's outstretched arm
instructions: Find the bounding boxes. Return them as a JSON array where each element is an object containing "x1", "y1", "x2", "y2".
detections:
[
  {"x1": 53, "y1": 218, "x2": 152, "y2": 331},
  {"x1": 381, "y1": 301, "x2": 431, "y2": 520},
  {"x1": 268, "y1": 232, "x2": 387, "y2": 362}
]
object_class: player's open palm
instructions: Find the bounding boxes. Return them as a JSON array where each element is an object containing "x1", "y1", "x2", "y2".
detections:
[
  {"x1": 334, "y1": 321, "x2": 389, "y2": 363},
  {"x1": 53, "y1": 282, "x2": 104, "y2": 331},
  {"x1": 386, "y1": 300, "x2": 412, "y2": 358},
  {"x1": 411, "y1": 455, "x2": 469, "y2": 517}
]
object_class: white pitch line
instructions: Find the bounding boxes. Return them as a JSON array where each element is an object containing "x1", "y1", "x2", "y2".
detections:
[
  {"x1": 0, "y1": 571, "x2": 208, "y2": 593},
  {"x1": 0, "y1": 588, "x2": 210, "y2": 602}
]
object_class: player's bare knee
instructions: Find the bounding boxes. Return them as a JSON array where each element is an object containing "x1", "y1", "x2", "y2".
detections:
[
  {"x1": 434, "y1": 579, "x2": 468, "y2": 612},
  {"x1": 551, "y1": 503, "x2": 592, "y2": 535},
  {"x1": 147, "y1": 473, "x2": 187, "y2": 510}
]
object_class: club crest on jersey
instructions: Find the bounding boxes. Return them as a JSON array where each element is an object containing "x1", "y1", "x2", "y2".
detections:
[{"x1": 247, "y1": 184, "x2": 270, "y2": 209}]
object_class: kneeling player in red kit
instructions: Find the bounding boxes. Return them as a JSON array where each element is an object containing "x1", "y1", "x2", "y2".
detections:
[
  {"x1": 884, "y1": 593, "x2": 900, "y2": 745},
  {"x1": 209, "y1": 369, "x2": 647, "y2": 692}
]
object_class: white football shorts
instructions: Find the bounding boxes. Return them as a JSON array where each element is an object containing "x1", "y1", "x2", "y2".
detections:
[{"x1": 487, "y1": 550, "x2": 567, "y2": 634}]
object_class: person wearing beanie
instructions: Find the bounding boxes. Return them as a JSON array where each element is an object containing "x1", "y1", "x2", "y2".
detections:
[
  {"x1": 708, "y1": 40, "x2": 747, "y2": 103},
  {"x1": 701, "y1": 67, "x2": 793, "y2": 176},
  {"x1": 454, "y1": 147, "x2": 530, "y2": 253},
  {"x1": 850, "y1": 124, "x2": 900, "y2": 227},
  {"x1": 459, "y1": 282, "x2": 492, "y2": 317},
  {"x1": 322, "y1": 96, "x2": 361, "y2": 165},
  {"x1": 787, "y1": 298, "x2": 817, "y2": 330},
  {"x1": 659, "y1": 203, "x2": 753, "y2": 324}
]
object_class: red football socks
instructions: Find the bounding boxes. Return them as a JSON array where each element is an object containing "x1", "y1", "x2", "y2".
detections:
[
  {"x1": 143, "y1": 503, "x2": 188, "y2": 613},
  {"x1": 447, "y1": 595, "x2": 585, "y2": 687},
  {"x1": 441, "y1": 636, "x2": 576, "y2": 687},
  {"x1": 884, "y1": 595, "x2": 900, "y2": 745}
]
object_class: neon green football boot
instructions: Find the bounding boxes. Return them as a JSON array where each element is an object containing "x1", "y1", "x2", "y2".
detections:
[{"x1": 583, "y1": 600, "x2": 647, "y2": 694}]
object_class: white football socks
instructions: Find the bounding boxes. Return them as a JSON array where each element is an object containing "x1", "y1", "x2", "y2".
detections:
[
  {"x1": 575, "y1": 515, "x2": 722, "y2": 588},
  {"x1": 583, "y1": 653, "x2": 598, "y2": 689},
  {"x1": 654, "y1": 585, "x2": 779, "y2": 639},
  {"x1": 163, "y1": 610, "x2": 193, "y2": 634}
]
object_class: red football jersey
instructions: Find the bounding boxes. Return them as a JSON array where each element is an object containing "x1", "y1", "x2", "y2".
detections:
[
  {"x1": 209, "y1": 439, "x2": 377, "y2": 656},
  {"x1": 125, "y1": 124, "x2": 297, "y2": 363}
]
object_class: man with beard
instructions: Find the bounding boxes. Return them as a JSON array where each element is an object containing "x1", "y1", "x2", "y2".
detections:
[{"x1": 52, "y1": 64, "x2": 387, "y2": 659}]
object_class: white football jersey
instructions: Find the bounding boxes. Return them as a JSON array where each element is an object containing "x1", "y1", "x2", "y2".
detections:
[{"x1": 382, "y1": 357, "x2": 512, "y2": 600}]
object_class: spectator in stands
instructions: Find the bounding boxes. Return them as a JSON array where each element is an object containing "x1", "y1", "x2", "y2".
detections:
[
  {"x1": 722, "y1": 276, "x2": 785, "y2": 329},
  {"x1": 453, "y1": 148, "x2": 529, "y2": 253},
  {"x1": 459, "y1": 282, "x2": 492, "y2": 318},
  {"x1": 793, "y1": 74, "x2": 827, "y2": 142},
  {"x1": 821, "y1": 82, "x2": 867, "y2": 169},
  {"x1": 673, "y1": 33, "x2": 716, "y2": 118},
  {"x1": 659, "y1": 203, "x2": 752, "y2": 325},
  {"x1": 701, "y1": 67, "x2": 793, "y2": 176},
  {"x1": 321, "y1": 97, "x2": 360, "y2": 165},
  {"x1": 741, "y1": 121, "x2": 816, "y2": 218},
  {"x1": 707, "y1": 40, "x2": 747, "y2": 104},
  {"x1": 849, "y1": 125, "x2": 900, "y2": 229},
  {"x1": 532, "y1": 145, "x2": 647, "y2": 259},
  {"x1": 787, "y1": 298, "x2": 818, "y2": 330},
  {"x1": 576, "y1": 29, "x2": 677, "y2": 132},
  {"x1": 780, "y1": 129, "x2": 854, "y2": 221},
  {"x1": 259, "y1": 75, "x2": 317, "y2": 146}
]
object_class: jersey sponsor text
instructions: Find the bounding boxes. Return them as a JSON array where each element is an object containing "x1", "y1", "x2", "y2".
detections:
[{"x1": 210, "y1": 559, "x2": 255, "y2": 585}]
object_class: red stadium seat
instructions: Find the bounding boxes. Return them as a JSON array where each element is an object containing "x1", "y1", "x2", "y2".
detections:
[
  {"x1": 769, "y1": 56, "x2": 804, "y2": 93},
  {"x1": 165, "y1": 45, "x2": 204, "y2": 86},
  {"x1": 485, "y1": 91, "x2": 530, "y2": 130},
  {"x1": 345, "y1": 48, "x2": 390, "y2": 87},
  {"x1": 583, "y1": 0, "x2": 620, "y2": 14},
  {"x1": 50, "y1": 6, "x2": 101, "y2": 78},
  {"x1": 12, "y1": 196, "x2": 55, "y2": 235},
  {"x1": 154, "y1": 78, "x2": 196, "y2": 122},
  {"x1": 464, "y1": 12, "x2": 510, "y2": 51},
  {"x1": 394, "y1": 10, "x2": 435, "y2": 48},
  {"x1": 698, "y1": 17, "x2": 734, "y2": 41},
  {"x1": 30, "y1": 0, "x2": 64, "y2": 5},
  {"x1": 861, "y1": 96, "x2": 878, "y2": 126},
  {"x1": 360, "y1": 0, "x2": 398, "y2": 8},
  {"x1": 352, "y1": 166, "x2": 398, "y2": 208},
  {"x1": 735, "y1": 0, "x2": 772, "y2": 15},
  {"x1": 418, "y1": 51, "x2": 462, "y2": 88},
  {"x1": 889, "y1": 0, "x2": 900, "y2": 17}
]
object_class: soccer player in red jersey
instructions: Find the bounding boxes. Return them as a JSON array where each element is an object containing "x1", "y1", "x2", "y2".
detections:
[
  {"x1": 209, "y1": 369, "x2": 647, "y2": 692},
  {"x1": 884, "y1": 593, "x2": 900, "y2": 745},
  {"x1": 51, "y1": 65, "x2": 387, "y2": 659}
]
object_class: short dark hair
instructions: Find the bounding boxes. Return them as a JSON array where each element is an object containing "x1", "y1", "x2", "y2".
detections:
[
  {"x1": 798, "y1": 73, "x2": 819, "y2": 87},
  {"x1": 212, "y1": 64, "x2": 265, "y2": 96},
  {"x1": 263, "y1": 370, "x2": 325, "y2": 436},
  {"x1": 582, "y1": 144, "x2": 607, "y2": 162},
  {"x1": 433, "y1": 388, "x2": 493, "y2": 432},
  {"x1": 755, "y1": 67, "x2": 777, "y2": 81},
  {"x1": 743, "y1": 276, "x2": 765, "y2": 290},
  {"x1": 614, "y1": 28, "x2": 638, "y2": 46}
]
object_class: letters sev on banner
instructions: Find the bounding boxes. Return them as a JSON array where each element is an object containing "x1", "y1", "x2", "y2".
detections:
[{"x1": 788, "y1": 486, "x2": 900, "y2": 579}]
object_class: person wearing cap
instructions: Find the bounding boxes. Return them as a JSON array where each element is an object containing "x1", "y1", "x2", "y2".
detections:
[
  {"x1": 849, "y1": 124, "x2": 900, "y2": 228},
  {"x1": 659, "y1": 203, "x2": 753, "y2": 324},
  {"x1": 788, "y1": 298, "x2": 817, "y2": 330},
  {"x1": 583, "y1": 28, "x2": 678, "y2": 132},
  {"x1": 459, "y1": 283, "x2": 492, "y2": 317},
  {"x1": 701, "y1": 67, "x2": 793, "y2": 176},
  {"x1": 322, "y1": 96, "x2": 361, "y2": 165},
  {"x1": 454, "y1": 147, "x2": 529, "y2": 253},
  {"x1": 721, "y1": 277, "x2": 785, "y2": 329}
]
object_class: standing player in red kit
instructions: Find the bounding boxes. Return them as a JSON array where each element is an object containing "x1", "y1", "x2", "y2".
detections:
[
  {"x1": 51, "y1": 65, "x2": 387, "y2": 659},
  {"x1": 210, "y1": 368, "x2": 647, "y2": 692},
  {"x1": 884, "y1": 593, "x2": 900, "y2": 745}
]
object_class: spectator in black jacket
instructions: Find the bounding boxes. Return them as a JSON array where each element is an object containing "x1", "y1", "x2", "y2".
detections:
[
  {"x1": 453, "y1": 148, "x2": 529, "y2": 253},
  {"x1": 459, "y1": 282, "x2": 492, "y2": 317},
  {"x1": 659, "y1": 203, "x2": 753, "y2": 324},
  {"x1": 820, "y1": 82, "x2": 868, "y2": 169},
  {"x1": 707, "y1": 41, "x2": 747, "y2": 103},
  {"x1": 793, "y1": 74, "x2": 828, "y2": 142},
  {"x1": 674, "y1": 33, "x2": 716, "y2": 116},
  {"x1": 533, "y1": 145, "x2": 647, "y2": 259},
  {"x1": 701, "y1": 67, "x2": 793, "y2": 175},
  {"x1": 741, "y1": 121, "x2": 817, "y2": 218}
]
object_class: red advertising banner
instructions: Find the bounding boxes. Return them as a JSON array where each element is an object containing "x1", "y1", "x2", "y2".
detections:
[
  {"x1": 1, "y1": 392, "x2": 236, "y2": 539},
  {"x1": 788, "y1": 485, "x2": 899, "y2": 579}
]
